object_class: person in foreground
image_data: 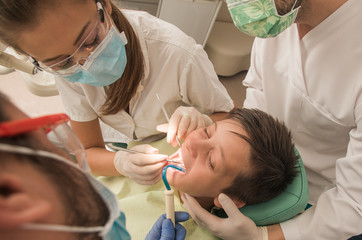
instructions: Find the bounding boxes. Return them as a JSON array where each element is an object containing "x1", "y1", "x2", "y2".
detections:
[
  {"x1": 0, "y1": 92, "x2": 188, "y2": 240},
  {"x1": 0, "y1": 0, "x2": 234, "y2": 183},
  {"x1": 181, "y1": 0, "x2": 362, "y2": 239},
  {"x1": 105, "y1": 108, "x2": 299, "y2": 239}
]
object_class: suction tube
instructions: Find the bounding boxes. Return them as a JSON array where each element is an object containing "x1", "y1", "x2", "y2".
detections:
[
  {"x1": 162, "y1": 164, "x2": 185, "y2": 226},
  {"x1": 162, "y1": 164, "x2": 185, "y2": 190}
]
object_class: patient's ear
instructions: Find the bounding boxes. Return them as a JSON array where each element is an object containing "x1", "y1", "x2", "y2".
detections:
[
  {"x1": 0, "y1": 174, "x2": 52, "y2": 228},
  {"x1": 213, "y1": 195, "x2": 246, "y2": 209}
]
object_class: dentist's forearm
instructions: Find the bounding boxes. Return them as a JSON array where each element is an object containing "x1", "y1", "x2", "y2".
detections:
[{"x1": 86, "y1": 147, "x2": 120, "y2": 176}]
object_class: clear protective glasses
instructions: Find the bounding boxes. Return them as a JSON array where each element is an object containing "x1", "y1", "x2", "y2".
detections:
[
  {"x1": 32, "y1": 2, "x2": 111, "y2": 76},
  {"x1": 0, "y1": 113, "x2": 88, "y2": 169}
]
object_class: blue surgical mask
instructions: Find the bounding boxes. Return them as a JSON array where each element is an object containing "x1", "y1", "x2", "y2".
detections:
[
  {"x1": 62, "y1": 26, "x2": 128, "y2": 87},
  {"x1": 0, "y1": 143, "x2": 130, "y2": 240}
]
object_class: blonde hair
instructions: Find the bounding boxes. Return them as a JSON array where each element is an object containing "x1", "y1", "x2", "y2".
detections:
[{"x1": 0, "y1": 0, "x2": 144, "y2": 115}]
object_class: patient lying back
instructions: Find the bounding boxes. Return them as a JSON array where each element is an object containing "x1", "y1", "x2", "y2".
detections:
[{"x1": 166, "y1": 108, "x2": 298, "y2": 211}]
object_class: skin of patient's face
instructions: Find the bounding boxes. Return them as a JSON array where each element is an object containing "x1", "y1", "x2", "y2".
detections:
[{"x1": 166, "y1": 119, "x2": 251, "y2": 199}]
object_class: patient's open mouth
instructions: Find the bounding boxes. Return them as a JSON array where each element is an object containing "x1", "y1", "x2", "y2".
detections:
[{"x1": 167, "y1": 150, "x2": 185, "y2": 169}]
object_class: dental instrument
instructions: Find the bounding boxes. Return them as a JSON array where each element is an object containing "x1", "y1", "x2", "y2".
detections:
[
  {"x1": 162, "y1": 164, "x2": 186, "y2": 226},
  {"x1": 105, "y1": 143, "x2": 182, "y2": 164},
  {"x1": 0, "y1": 52, "x2": 37, "y2": 75},
  {"x1": 155, "y1": 93, "x2": 182, "y2": 147}
]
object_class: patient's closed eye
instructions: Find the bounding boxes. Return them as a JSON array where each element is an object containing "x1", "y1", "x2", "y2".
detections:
[
  {"x1": 208, "y1": 157, "x2": 214, "y2": 170},
  {"x1": 203, "y1": 127, "x2": 215, "y2": 169},
  {"x1": 203, "y1": 128, "x2": 210, "y2": 138}
]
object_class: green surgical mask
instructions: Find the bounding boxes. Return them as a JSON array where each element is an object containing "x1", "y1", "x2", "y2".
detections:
[{"x1": 226, "y1": 0, "x2": 300, "y2": 38}]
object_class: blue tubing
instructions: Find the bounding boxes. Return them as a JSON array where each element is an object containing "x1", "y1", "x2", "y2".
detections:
[{"x1": 162, "y1": 164, "x2": 185, "y2": 190}]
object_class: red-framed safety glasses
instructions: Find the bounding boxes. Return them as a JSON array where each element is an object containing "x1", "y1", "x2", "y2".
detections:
[
  {"x1": 0, "y1": 113, "x2": 70, "y2": 137},
  {"x1": 0, "y1": 113, "x2": 89, "y2": 170}
]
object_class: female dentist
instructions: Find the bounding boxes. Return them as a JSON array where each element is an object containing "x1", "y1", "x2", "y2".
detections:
[{"x1": 0, "y1": 0, "x2": 234, "y2": 183}]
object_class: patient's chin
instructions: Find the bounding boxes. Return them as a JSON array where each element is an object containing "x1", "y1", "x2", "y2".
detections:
[{"x1": 166, "y1": 167, "x2": 186, "y2": 187}]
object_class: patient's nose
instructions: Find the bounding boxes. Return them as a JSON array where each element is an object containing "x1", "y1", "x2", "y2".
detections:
[{"x1": 187, "y1": 137, "x2": 210, "y2": 158}]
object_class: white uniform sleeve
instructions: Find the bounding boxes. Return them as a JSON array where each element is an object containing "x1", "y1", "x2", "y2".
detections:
[
  {"x1": 178, "y1": 43, "x2": 234, "y2": 114},
  {"x1": 242, "y1": 41, "x2": 266, "y2": 111},
  {"x1": 281, "y1": 101, "x2": 362, "y2": 239},
  {"x1": 54, "y1": 77, "x2": 98, "y2": 122}
]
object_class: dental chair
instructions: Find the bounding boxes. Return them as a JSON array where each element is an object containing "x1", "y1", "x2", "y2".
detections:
[{"x1": 204, "y1": 2, "x2": 255, "y2": 77}]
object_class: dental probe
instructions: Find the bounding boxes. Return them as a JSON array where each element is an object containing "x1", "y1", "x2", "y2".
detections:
[
  {"x1": 155, "y1": 93, "x2": 182, "y2": 147},
  {"x1": 105, "y1": 143, "x2": 181, "y2": 164}
]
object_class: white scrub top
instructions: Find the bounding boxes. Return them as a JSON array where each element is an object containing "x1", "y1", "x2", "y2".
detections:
[
  {"x1": 55, "y1": 10, "x2": 234, "y2": 143},
  {"x1": 243, "y1": 0, "x2": 362, "y2": 239}
]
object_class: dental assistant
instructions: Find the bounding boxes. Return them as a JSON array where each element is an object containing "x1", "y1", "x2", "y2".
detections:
[
  {"x1": 182, "y1": 0, "x2": 362, "y2": 239},
  {"x1": 0, "y1": 0, "x2": 234, "y2": 183}
]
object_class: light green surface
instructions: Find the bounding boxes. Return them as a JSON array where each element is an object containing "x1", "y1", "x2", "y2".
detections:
[
  {"x1": 127, "y1": 137, "x2": 180, "y2": 156},
  {"x1": 97, "y1": 176, "x2": 219, "y2": 240}
]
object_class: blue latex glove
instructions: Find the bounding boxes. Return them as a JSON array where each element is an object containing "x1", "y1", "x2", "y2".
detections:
[{"x1": 146, "y1": 211, "x2": 189, "y2": 240}]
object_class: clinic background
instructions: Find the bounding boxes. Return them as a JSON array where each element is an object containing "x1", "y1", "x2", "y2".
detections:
[{"x1": 0, "y1": 0, "x2": 251, "y2": 118}]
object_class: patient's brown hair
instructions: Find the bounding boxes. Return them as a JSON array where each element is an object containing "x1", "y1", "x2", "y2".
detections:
[{"x1": 222, "y1": 108, "x2": 298, "y2": 205}]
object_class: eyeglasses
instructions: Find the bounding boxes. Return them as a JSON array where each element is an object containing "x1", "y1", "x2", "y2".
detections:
[
  {"x1": 0, "y1": 113, "x2": 88, "y2": 169},
  {"x1": 32, "y1": 3, "x2": 110, "y2": 76},
  {"x1": 0, "y1": 113, "x2": 69, "y2": 137}
]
